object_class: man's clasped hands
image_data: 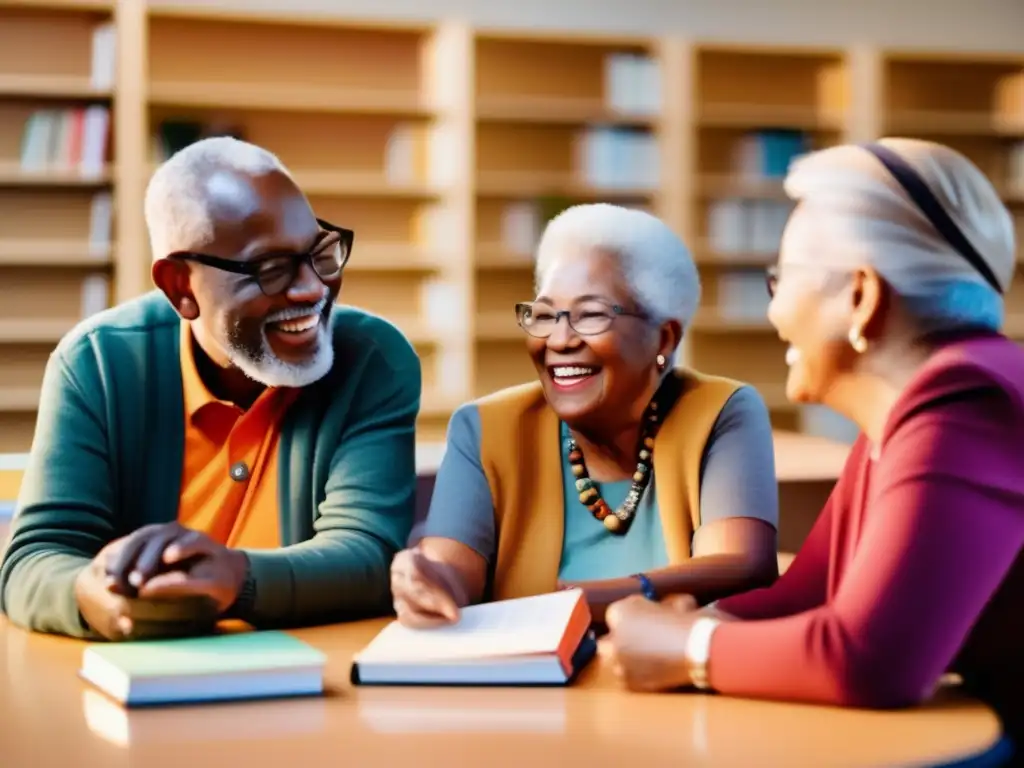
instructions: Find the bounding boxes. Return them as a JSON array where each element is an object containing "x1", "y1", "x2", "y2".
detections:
[{"x1": 73, "y1": 522, "x2": 249, "y2": 640}]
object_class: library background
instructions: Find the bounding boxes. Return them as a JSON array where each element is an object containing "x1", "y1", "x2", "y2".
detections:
[{"x1": 1, "y1": 0, "x2": 1023, "y2": 453}]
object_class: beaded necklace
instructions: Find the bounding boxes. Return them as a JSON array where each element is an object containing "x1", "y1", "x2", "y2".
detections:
[{"x1": 565, "y1": 377, "x2": 677, "y2": 535}]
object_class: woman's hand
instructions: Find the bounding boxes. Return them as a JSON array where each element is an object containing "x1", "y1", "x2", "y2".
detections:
[
  {"x1": 390, "y1": 547, "x2": 464, "y2": 628},
  {"x1": 600, "y1": 594, "x2": 699, "y2": 692}
]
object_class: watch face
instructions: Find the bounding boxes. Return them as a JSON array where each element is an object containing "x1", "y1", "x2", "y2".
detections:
[{"x1": 686, "y1": 618, "x2": 718, "y2": 664}]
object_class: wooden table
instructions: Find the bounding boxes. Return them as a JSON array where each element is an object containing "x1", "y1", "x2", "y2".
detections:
[{"x1": 0, "y1": 617, "x2": 1005, "y2": 768}]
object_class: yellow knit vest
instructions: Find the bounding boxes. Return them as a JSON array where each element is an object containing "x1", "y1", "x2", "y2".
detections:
[{"x1": 475, "y1": 368, "x2": 743, "y2": 600}]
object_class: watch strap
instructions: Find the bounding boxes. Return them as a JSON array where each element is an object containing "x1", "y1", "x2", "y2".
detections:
[
  {"x1": 225, "y1": 564, "x2": 257, "y2": 620},
  {"x1": 685, "y1": 616, "x2": 720, "y2": 690}
]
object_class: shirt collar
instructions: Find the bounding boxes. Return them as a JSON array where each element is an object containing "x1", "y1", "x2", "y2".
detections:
[{"x1": 179, "y1": 322, "x2": 222, "y2": 423}]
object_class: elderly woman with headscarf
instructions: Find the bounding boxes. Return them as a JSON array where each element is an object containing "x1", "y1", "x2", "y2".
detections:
[
  {"x1": 390, "y1": 204, "x2": 780, "y2": 625},
  {"x1": 600, "y1": 138, "x2": 1024, "y2": 750}
]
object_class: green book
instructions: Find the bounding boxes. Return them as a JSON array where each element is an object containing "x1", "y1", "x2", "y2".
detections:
[{"x1": 80, "y1": 631, "x2": 327, "y2": 707}]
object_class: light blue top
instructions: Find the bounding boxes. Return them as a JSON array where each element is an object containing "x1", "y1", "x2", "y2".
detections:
[{"x1": 413, "y1": 386, "x2": 778, "y2": 581}]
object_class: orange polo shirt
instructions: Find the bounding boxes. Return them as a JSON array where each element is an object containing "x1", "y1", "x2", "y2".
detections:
[{"x1": 177, "y1": 324, "x2": 297, "y2": 550}]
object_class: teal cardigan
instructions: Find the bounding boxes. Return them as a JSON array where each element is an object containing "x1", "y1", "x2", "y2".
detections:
[{"x1": 0, "y1": 291, "x2": 421, "y2": 637}]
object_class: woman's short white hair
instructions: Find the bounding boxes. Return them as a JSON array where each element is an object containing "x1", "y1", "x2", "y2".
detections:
[
  {"x1": 144, "y1": 136, "x2": 288, "y2": 260},
  {"x1": 783, "y1": 137, "x2": 1016, "y2": 334},
  {"x1": 534, "y1": 203, "x2": 701, "y2": 331}
]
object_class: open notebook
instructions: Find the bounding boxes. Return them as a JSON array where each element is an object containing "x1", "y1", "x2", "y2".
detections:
[
  {"x1": 351, "y1": 588, "x2": 596, "y2": 686},
  {"x1": 80, "y1": 631, "x2": 327, "y2": 707}
]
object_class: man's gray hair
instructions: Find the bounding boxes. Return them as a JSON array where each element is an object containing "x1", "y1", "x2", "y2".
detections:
[
  {"x1": 783, "y1": 137, "x2": 1016, "y2": 334},
  {"x1": 535, "y1": 203, "x2": 702, "y2": 334},
  {"x1": 144, "y1": 136, "x2": 288, "y2": 260}
]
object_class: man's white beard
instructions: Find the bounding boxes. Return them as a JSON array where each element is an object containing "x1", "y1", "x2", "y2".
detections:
[{"x1": 219, "y1": 310, "x2": 334, "y2": 389}]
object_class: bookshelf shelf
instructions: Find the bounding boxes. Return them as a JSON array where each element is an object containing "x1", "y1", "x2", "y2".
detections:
[
  {"x1": 475, "y1": 95, "x2": 658, "y2": 127},
  {"x1": 0, "y1": 165, "x2": 112, "y2": 186},
  {"x1": 475, "y1": 173, "x2": 657, "y2": 200},
  {"x1": 0, "y1": 318, "x2": 79, "y2": 343},
  {"x1": 3, "y1": 1, "x2": 112, "y2": 9},
  {"x1": 0, "y1": 385, "x2": 42, "y2": 410},
  {"x1": 0, "y1": 74, "x2": 111, "y2": 100},
  {"x1": 148, "y1": 83, "x2": 428, "y2": 117},
  {"x1": 1, "y1": 8, "x2": 1019, "y2": 451},
  {"x1": 0, "y1": 238, "x2": 111, "y2": 266}
]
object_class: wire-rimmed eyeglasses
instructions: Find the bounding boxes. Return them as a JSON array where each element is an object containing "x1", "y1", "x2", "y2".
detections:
[{"x1": 514, "y1": 299, "x2": 648, "y2": 338}]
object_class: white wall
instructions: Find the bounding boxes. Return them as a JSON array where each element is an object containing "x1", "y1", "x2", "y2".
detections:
[{"x1": 151, "y1": 0, "x2": 1024, "y2": 52}]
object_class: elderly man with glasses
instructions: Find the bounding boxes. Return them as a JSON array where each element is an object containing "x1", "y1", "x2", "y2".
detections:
[{"x1": 0, "y1": 137, "x2": 421, "y2": 641}]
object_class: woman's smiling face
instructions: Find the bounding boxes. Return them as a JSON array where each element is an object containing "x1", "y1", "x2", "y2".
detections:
[{"x1": 525, "y1": 248, "x2": 673, "y2": 431}]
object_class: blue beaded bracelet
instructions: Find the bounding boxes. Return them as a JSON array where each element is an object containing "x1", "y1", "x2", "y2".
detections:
[{"x1": 633, "y1": 572, "x2": 657, "y2": 601}]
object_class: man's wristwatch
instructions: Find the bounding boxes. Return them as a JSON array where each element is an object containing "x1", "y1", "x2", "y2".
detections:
[
  {"x1": 225, "y1": 560, "x2": 257, "y2": 619},
  {"x1": 684, "y1": 616, "x2": 720, "y2": 690}
]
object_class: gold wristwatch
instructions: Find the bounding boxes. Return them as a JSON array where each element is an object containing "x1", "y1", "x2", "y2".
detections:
[{"x1": 684, "y1": 616, "x2": 720, "y2": 690}]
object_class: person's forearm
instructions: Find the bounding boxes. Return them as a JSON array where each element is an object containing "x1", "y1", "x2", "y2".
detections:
[
  {"x1": 241, "y1": 533, "x2": 397, "y2": 627},
  {"x1": 1, "y1": 550, "x2": 95, "y2": 638},
  {"x1": 567, "y1": 554, "x2": 777, "y2": 623}
]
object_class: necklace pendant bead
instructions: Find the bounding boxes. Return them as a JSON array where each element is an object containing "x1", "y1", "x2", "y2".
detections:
[{"x1": 603, "y1": 514, "x2": 622, "y2": 532}]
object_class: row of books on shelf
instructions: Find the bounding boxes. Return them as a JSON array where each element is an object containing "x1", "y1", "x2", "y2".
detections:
[
  {"x1": 18, "y1": 107, "x2": 110, "y2": 176},
  {"x1": 603, "y1": 52, "x2": 661, "y2": 116},
  {"x1": 733, "y1": 130, "x2": 810, "y2": 180},
  {"x1": 89, "y1": 21, "x2": 117, "y2": 91},
  {"x1": 707, "y1": 199, "x2": 792, "y2": 256},
  {"x1": 575, "y1": 128, "x2": 658, "y2": 189},
  {"x1": 705, "y1": 129, "x2": 809, "y2": 257},
  {"x1": 387, "y1": 123, "x2": 660, "y2": 191},
  {"x1": 714, "y1": 271, "x2": 772, "y2": 321}
]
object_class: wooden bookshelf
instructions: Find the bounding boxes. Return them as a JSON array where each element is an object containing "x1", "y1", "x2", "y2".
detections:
[
  {"x1": 0, "y1": 0, "x2": 116, "y2": 452},
  {"x1": 145, "y1": 11, "x2": 465, "y2": 439},
  {"x1": 688, "y1": 45, "x2": 851, "y2": 431},
  {"x1": 882, "y1": 52, "x2": 1024, "y2": 345},
  {"x1": 1, "y1": 4, "x2": 1021, "y2": 451},
  {"x1": 472, "y1": 31, "x2": 665, "y2": 397}
]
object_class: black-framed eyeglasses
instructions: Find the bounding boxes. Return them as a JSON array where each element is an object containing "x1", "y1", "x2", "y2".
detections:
[
  {"x1": 514, "y1": 299, "x2": 648, "y2": 338},
  {"x1": 167, "y1": 218, "x2": 354, "y2": 296}
]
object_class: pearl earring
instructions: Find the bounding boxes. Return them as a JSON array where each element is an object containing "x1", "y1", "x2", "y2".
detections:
[
  {"x1": 656, "y1": 354, "x2": 667, "y2": 370},
  {"x1": 848, "y1": 326, "x2": 868, "y2": 353}
]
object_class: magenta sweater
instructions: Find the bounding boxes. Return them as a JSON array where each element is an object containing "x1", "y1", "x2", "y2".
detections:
[{"x1": 712, "y1": 331, "x2": 1024, "y2": 732}]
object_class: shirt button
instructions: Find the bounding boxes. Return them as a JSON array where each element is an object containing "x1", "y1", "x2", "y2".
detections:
[{"x1": 230, "y1": 461, "x2": 250, "y2": 482}]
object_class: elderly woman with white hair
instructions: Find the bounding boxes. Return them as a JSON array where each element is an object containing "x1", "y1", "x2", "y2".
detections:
[
  {"x1": 600, "y1": 138, "x2": 1024, "y2": 751},
  {"x1": 390, "y1": 204, "x2": 780, "y2": 626}
]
